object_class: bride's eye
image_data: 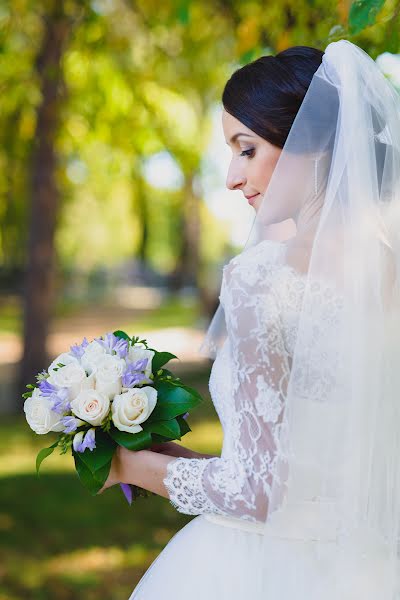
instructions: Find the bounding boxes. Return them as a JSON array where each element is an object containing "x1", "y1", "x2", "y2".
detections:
[{"x1": 240, "y1": 148, "x2": 255, "y2": 158}]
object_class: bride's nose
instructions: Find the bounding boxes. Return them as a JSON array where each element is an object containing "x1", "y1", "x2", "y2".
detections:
[{"x1": 226, "y1": 161, "x2": 246, "y2": 191}]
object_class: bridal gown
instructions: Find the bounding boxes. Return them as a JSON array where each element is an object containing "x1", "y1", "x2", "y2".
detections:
[{"x1": 129, "y1": 240, "x2": 391, "y2": 600}]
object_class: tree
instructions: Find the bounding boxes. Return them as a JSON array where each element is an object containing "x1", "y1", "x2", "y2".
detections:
[{"x1": 18, "y1": 0, "x2": 76, "y2": 393}]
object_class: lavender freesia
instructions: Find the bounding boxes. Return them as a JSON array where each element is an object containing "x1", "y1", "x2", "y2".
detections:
[
  {"x1": 73, "y1": 428, "x2": 96, "y2": 452},
  {"x1": 61, "y1": 415, "x2": 85, "y2": 433},
  {"x1": 39, "y1": 379, "x2": 58, "y2": 397},
  {"x1": 98, "y1": 332, "x2": 129, "y2": 358},
  {"x1": 39, "y1": 380, "x2": 71, "y2": 414},
  {"x1": 121, "y1": 359, "x2": 150, "y2": 388},
  {"x1": 50, "y1": 388, "x2": 70, "y2": 414},
  {"x1": 70, "y1": 336, "x2": 90, "y2": 359}
]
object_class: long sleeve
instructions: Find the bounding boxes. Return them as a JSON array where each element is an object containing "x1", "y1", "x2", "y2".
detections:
[{"x1": 163, "y1": 254, "x2": 291, "y2": 522}]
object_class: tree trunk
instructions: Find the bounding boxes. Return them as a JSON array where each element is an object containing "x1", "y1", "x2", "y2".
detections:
[
  {"x1": 18, "y1": 1, "x2": 73, "y2": 397},
  {"x1": 168, "y1": 173, "x2": 200, "y2": 292}
]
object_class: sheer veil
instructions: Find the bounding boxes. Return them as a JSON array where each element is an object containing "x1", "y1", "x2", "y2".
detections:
[{"x1": 201, "y1": 40, "x2": 400, "y2": 598}]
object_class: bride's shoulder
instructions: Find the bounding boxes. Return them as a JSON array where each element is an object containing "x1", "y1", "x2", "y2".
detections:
[
  {"x1": 223, "y1": 239, "x2": 286, "y2": 277},
  {"x1": 220, "y1": 240, "x2": 293, "y2": 301}
]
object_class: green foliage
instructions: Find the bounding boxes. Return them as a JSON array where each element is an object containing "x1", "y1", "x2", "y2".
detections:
[
  {"x1": 176, "y1": 414, "x2": 192, "y2": 435},
  {"x1": 108, "y1": 427, "x2": 153, "y2": 450},
  {"x1": 144, "y1": 418, "x2": 182, "y2": 439},
  {"x1": 75, "y1": 429, "x2": 117, "y2": 475},
  {"x1": 73, "y1": 452, "x2": 111, "y2": 495},
  {"x1": 349, "y1": 0, "x2": 386, "y2": 34},
  {"x1": 150, "y1": 351, "x2": 178, "y2": 374},
  {"x1": 112, "y1": 329, "x2": 131, "y2": 341},
  {"x1": 1, "y1": 0, "x2": 400, "y2": 291},
  {"x1": 36, "y1": 441, "x2": 59, "y2": 475},
  {"x1": 150, "y1": 379, "x2": 202, "y2": 421}
]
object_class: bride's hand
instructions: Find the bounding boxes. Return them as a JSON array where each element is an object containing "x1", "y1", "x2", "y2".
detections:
[
  {"x1": 98, "y1": 444, "x2": 177, "y2": 495},
  {"x1": 97, "y1": 445, "x2": 128, "y2": 494}
]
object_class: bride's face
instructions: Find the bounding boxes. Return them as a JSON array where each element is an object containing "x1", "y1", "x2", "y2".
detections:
[{"x1": 222, "y1": 109, "x2": 282, "y2": 213}]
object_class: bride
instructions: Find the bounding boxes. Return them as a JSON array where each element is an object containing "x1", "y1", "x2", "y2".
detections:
[{"x1": 100, "y1": 40, "x2": 400, "y2": 599}]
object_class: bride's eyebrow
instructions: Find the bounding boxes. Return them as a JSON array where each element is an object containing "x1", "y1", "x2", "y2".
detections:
[{"x1": 226, "y1": 133, "x2": 256, "y2": 145}]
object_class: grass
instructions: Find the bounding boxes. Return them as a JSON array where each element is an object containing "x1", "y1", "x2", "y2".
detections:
[{"x1": 0, "y1": 367, "x2": 223, "y2": 600}]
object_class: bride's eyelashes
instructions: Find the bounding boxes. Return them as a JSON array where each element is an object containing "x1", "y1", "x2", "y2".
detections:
[{"x1": 239, "y1": 148, "x2": 255, "y2": 158}]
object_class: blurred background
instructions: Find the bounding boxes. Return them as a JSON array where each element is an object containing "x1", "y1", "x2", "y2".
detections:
[{"x1": 1, "y1": 0, "x2": 400, "y2": 598}]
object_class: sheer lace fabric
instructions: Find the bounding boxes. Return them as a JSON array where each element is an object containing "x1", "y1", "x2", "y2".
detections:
[{"x1": 163, "y1": 240, "x2": 343, "y2": 523}]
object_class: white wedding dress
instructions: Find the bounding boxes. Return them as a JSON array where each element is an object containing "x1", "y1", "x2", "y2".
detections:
[{"x1": 129, "y1": 240, "x2": 390, "y2": 600}]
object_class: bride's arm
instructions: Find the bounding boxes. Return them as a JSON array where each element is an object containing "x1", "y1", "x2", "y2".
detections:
[
  {"x1": 98, "y1": 443, "x2": 218, "y2": 496},
  {"x1": 99, "y1": 446, "x2": 214, "y2": 499},
  {"x1": 100, "y1": 262, "x2": 290, "y2": 521},
  {"x1": 150, "y1": 441, "x2": 218, "y2": 459}
]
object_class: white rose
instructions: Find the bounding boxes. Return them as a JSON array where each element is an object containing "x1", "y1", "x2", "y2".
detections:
[
  {"x1": 24, "y1": 387, "x2": 64, "y2": 434},
  {"x1": 95, "y1": 354, "x2": 125, "y2": 399},
  {"x1": 81, "y1": 340, "x2": 107, "y2": 372},
  {"x1": 48, "y1": 361, "x2": 92, "y2": 401},
  {"x1": 128, "y1": 346, "x2": 155, "y2": 379},
  {"x1": 49, "y1": 352, "x2": 78, "y2": 374},
  {"x1": 70, "y1": 389, "x2": 110, "y2": 426},
  {"x1": 112, "y1": 386, "x2": 157, "y2": 433}
]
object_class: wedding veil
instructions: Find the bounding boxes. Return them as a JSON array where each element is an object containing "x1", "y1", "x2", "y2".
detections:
[{"x1": 201, "y1": 40, "x2": 400, "y2": 598}]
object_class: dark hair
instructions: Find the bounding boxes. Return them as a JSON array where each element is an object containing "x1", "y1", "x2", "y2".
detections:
[{"x1": 222, "y1": 46, "x2": 324, "y2": 148}]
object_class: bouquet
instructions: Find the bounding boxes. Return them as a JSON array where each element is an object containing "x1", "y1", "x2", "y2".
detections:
[{"x1": 23, "y1": 330, "x2": 202, "y2": 504}]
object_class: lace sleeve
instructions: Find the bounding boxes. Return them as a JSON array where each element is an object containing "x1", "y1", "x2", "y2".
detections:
[{"x1": 163, "y1": 256, "x2": 290, "y2": 522}]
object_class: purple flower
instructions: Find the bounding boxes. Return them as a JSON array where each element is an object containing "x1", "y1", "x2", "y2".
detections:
[
  {"x1": 39, "y1": 380, "x2": 70, "y2": 414},
  {"x1": 39, "y1": 379, "x2": 58, "y2": 397},
  {"x1": 70, "y1": 337, "x2": 90, "y2": 359},
  {"x1": 98, "y1": 332, "x2": 129, "y2": 358},
  {"x1": 131, "y1": 358, "x2": 148, "y2": 371},
  {"x1": 61, "y1": 416, "x2": 84, "y2": 433},
  {"x1": 50, "y1": 388, "x2": 71, "y2": 414},
  {"x1": 121, "y1": 359, "x2": 150, "y2": 388},
  {"x1": 73, "y1": 428, "x2": 96, "y2": 452},
  {"x1": 120, "y1": 483, "x2": 133, "y2": 505}
]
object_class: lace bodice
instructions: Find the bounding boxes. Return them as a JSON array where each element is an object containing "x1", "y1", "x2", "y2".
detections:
[{"x1": 163, "y1": 240, "x2": 344, "y2": 523}]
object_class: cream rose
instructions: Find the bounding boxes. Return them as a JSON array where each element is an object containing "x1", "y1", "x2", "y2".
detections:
[
  {"x1": 47, "y1": 361, "x2": 92, "y2": 401},
  {"x1": 70, "y1": 389, "x2": 110, "y2": 426},
  {"x1": 128, "y1": 346, "x2": 155, "y2": 379},
  {"x1": 24, "y1": 387, "x2": 64, "y2": 434},
  {"x1": 95, "y1": 354, "x2": 125, "y2": 399},
  {"x1": 48, "y1": 352, "x2": 78, "y2": 374},
  {"x1": 81, "y1": 340, "x2": 107, "y2": 372},
  {"x1": 111, "y1": 386, "x2": 157, "y2": 433}
]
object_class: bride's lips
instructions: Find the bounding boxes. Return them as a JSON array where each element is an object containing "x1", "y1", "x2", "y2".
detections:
[{"x1": 245, "y1": 193, "x2": 260, "y2": 206}]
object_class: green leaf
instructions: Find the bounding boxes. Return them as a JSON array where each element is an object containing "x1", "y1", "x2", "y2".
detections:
[
  {"x1": 150, "y1": 433, "x2": 172, "y2": 444},
  {"x1": 109, "y1": 427, "x2": 153, "y2": 451},
  {"x1": 113, "y1": 330, "x2": 131, "y2": 341},
  {"x1": 74, "y1": 453, "x2": 112, "y2": 495},
  {"x1": 77, "y1": 430, "x2": 117, "y2": 475},
  {"x1": 150, "y1": 351, "x2": 178, "y2": 374},
  {"x1": 149, "y1": 381, "x2": 202, "y2": 421},
  {"x1": 348, "y1": 0, "x2": 385, "y2": 34},
  {"x1": 36, "y1": 441, "x2": 59, "y2": 476},
  {"x1": 143, "y1": 418, "x2": 181, "y2": 439},
  {"x1": 176, "y1": 414, "x2": 191, "y2": 437}
]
